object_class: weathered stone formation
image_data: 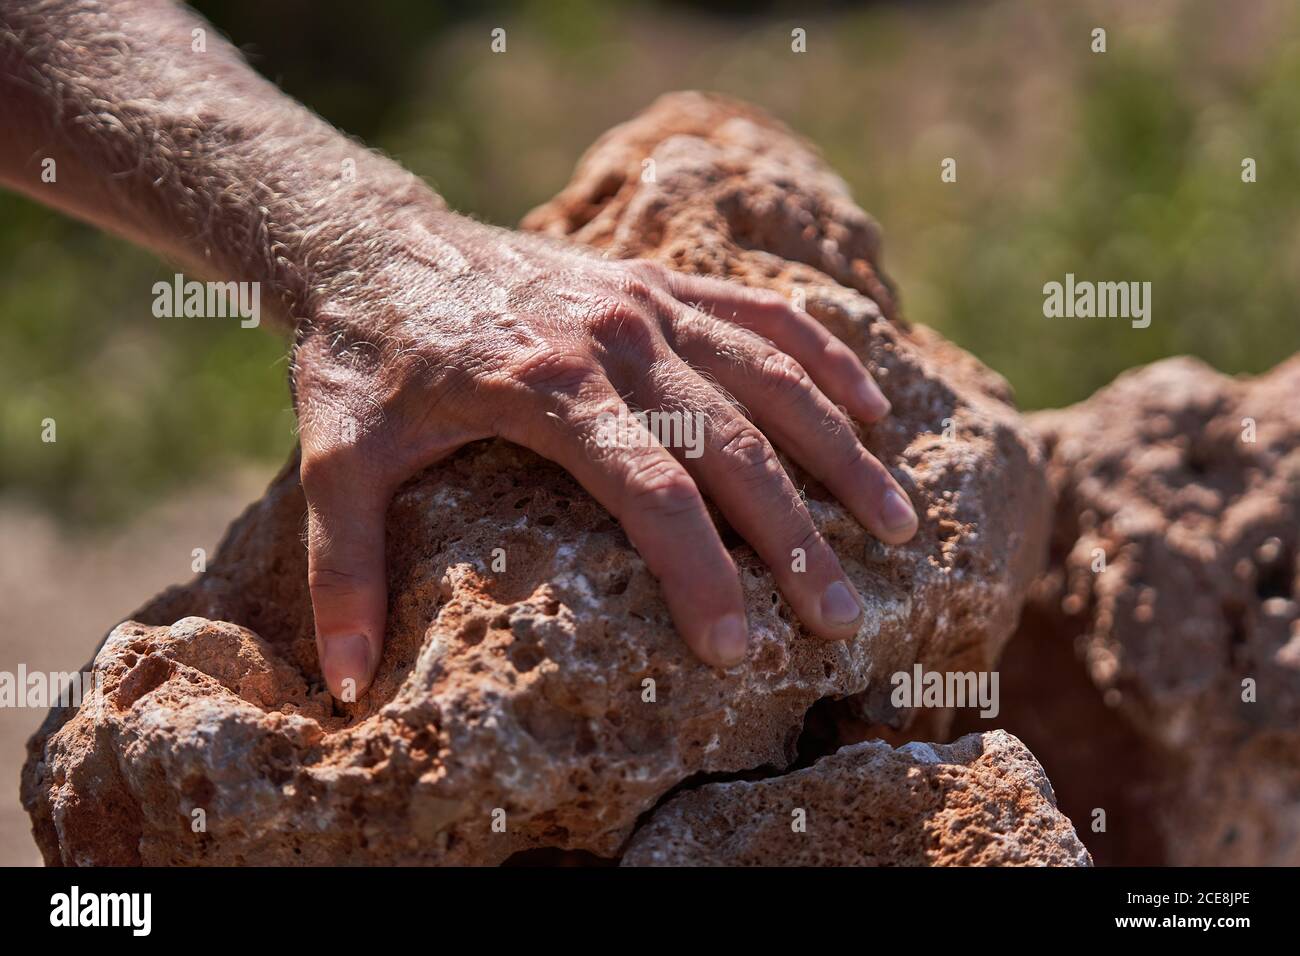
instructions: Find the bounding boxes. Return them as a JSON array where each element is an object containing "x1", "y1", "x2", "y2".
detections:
[
  {"x1": 23, "y1": 92, "x2": 1072, "y2": 866},
  {"x1": 970, "y1": 356, "x2": 1300, "y2": 865},
  {"x1": 622, "y1": 730, "x2": 1091, "y2": 866}
]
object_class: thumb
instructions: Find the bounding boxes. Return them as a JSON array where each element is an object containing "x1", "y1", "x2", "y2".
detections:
[{"x1": 302, "y1": 462, "x2": 390, "y2": 702}]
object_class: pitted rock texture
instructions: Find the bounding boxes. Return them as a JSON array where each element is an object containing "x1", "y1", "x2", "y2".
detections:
[
  {"x1": 24, "y1": 92, "x2": 1051, "y2": 866},
  {"x1": 622, "y1": 731, "x2": 1091, "y2": 866},
  {"x1": 979, "y1": 356, "x2": 1300, "y2": 865},
  {"x1": 522, "y1": 91, "x2": 1051, "y2": 741}
]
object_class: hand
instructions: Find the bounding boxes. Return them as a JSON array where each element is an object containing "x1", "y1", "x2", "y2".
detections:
[
  {"x1": 0, "y1": 0, "x2": 915, "y2": 697},
  {"x1": 292, "y1": 212, "x2": 918, "y2": 698}
]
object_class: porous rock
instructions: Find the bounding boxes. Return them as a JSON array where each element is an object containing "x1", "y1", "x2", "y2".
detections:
[
  {"x1": 23, "y1": 92, "x2": 1052, "y2": 865},
  {"x1": 622, "y1": 730, "x2": 1091, "y2": 866},
  {"x1": 980, "y1": 356, "x2": 1300, "y2": 865}
]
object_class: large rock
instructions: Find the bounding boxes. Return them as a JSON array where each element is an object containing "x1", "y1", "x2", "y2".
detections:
[
  {"x1": 976, "y1": 356, "x2": 1300, "y2": 865},
  {"x1": 23, "y1": 92, "x2": 1053, "y2": 865},
  {"x1": 622, "y1": 731, "x2": 1091, "y2": 866}
]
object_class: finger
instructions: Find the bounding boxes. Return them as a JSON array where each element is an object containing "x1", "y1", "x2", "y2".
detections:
[
  {"x1": 671, "y1": 311, "x2": 918, "y2": 545},
  {"x1": 300, "y1": 451, "x2": 392, "y2": 701},
  {"x1": 631, "y1": 358, "x2": 867, "y2": 641},
  {"x1": 498, "y1": 368, "x2": 749, "y2": 668},
  {"x1": 665, "y1": 271, "x2": 891, "y2": 422}
]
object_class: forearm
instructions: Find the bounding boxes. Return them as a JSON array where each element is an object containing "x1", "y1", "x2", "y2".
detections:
[{"x1": 0, "y1": 0, "x2": 440, "y2": 327}]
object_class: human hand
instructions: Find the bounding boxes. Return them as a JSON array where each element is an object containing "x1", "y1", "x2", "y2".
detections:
[
  {"x1": 292, "y1": 212, "x2": 918, "y2": 698},
  {"x1": 0, "y1": 0, "x2": 916, "y2": 699}
]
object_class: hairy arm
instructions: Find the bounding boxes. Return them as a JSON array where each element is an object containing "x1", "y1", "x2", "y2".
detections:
[
  {"x1": 0, "y1": 0, "x2": 917, "y2": 699},
  {"x1": 0, "y1": 0, "x2": 432, "y2": 323}
]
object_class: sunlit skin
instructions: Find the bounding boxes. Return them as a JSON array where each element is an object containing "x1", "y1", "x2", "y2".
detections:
[{"x1": 0, "y1": 0, "x2": 918, "y2": 698}]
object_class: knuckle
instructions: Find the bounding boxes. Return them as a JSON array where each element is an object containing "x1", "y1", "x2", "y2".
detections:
[
  {"x1": 766, "y1": 485, "x2": 819, "y2": 553},
  {"x1": 586, "y1": 301, "x2": 660, "y2": 362},
  {"x1": 617, "y1": 276, "x2": 654, "y2": 304},
  {"x1": 623, "y1": 455, "x2": 701, "y2": 519},
  {"x1": 791, "y1": 523, "x2": 820, "y2": 551},
  {"x1": 717, "y1": 421, "x2": 778, "y2": 479},
  {"x1": 758, "y1": 351, "x2": 813, "y2": 399},
  {"x1": 669, "y1": 306, "x2": 710, "y2": 340},
  {"x1": 307, "y1": 565, "x2": 364, "y2": 598},
  {"x1": 629, "y1": 259, "x2": 669, "y2": 287},
  {"x1": 833, "y1": 431, "x2": 872, "y2": 472},
  {"x1": 512, "y1": 349, "x2": 601, "y2": 395}
]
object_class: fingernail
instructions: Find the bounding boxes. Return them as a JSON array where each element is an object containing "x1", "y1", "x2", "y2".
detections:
[
  {"x1": 856, "y1": 379, "x2": 891, "y2": 420},
  {"x1": 709, "y1": 614, "x2": 749, "y2": 666},
  {"x1": 321, "y1": 633, "x2": 371, "y2": 700},
  {"x1": 880, "y1": 489, "x2": 917, "y2": 534},
  {"x1": 820, "y1": 580, "x2": 863, "y2": 626}
]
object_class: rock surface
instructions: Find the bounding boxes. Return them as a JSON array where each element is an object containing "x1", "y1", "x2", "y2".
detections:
[
  {"x1": 622, "y1": 730, "x2": 1091, "y2": 866},
  {"x1": 23, "y1": 92, "x2": 1055, "y2": 865},
  {"x1": 975, "y1": 356, "x2": 1300, "y2": 865}
]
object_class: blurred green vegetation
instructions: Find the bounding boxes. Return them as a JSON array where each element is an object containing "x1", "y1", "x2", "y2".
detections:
[{"x1": 3, "y1": 0, "x2": 1299, "y2": 526}]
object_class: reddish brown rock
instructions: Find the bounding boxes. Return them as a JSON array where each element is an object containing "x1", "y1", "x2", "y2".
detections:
[
  {"x1": 978, "y1": 356, "x2": 1300, "y2": 865},
  {"x1": 622, "y1": 730, "x2": 1091, "y2": 866},
  {"x1": 23, "y1": 92, "x2": 1051, "y2": 865}
]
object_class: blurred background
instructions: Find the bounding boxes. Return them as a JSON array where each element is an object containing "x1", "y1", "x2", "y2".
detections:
[{"x1": 3, "y1": 0, "x2": 1299, "y2": 863}]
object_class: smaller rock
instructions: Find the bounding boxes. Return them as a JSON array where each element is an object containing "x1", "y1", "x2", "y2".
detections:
[
  {"x1": 981, "y1": 355, "x2": 1300, "y2": 865},
  {"x1": 621, "y1": 730, "x2": 1091, "y2": 866}
]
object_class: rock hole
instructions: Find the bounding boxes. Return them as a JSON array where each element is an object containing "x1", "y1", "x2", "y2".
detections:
[
  {"x1": 181, "y1": 774, "x2": 216, "y2": 806},
  {"x1": 460, "y1": 617, "x2": 487, "y2": 645},
  {"x1": 113, "y1": 654, "x2": 173, "y2": 709},
  {"x1": 1223, "y1": 599, "x2": 1249, "y2": 658},
  {"x1": 510, "y1": 643, "x2": 545, "y2": 673},
  {"x1": 1255, "y1": 539, "x2": 1295, "y2": 600},
  {"x1": 587, "y1": 171, "x2": 626, "y2": 209}
]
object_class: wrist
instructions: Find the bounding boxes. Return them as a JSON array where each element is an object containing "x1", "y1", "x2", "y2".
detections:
[
  {"x1": 250, "y1": 144, "x2": 442, "y2": 329},
  {"x1": 296, "y1": 200, "x2": 511, "y2": 343}
]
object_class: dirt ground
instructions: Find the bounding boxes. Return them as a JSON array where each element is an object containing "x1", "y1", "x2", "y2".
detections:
[{"x1": 0, "y1": 468, "x2": 270, "y2": 866}]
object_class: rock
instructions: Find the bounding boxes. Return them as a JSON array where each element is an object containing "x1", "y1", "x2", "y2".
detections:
[
  {"x1": 23, "y1": 92, "x2": 1052, "y2": 865},
  {"x1": 522, "y1": 91, "x2": 1052, "y2": 742},
  {"x1": 975, "y1": 356, "x2": 1300, "y2": 865},
  {"x1": 622, "y1": 730, "x2": 1091, "y2": 866}
]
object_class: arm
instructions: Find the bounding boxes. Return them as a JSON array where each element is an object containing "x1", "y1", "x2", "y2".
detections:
[
  {"x1": 1, "y1": 0, "x2": 917, "y2": 699},
  {"x1": 0, "y1": 0, "x2": 433, "y2": 323}
]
